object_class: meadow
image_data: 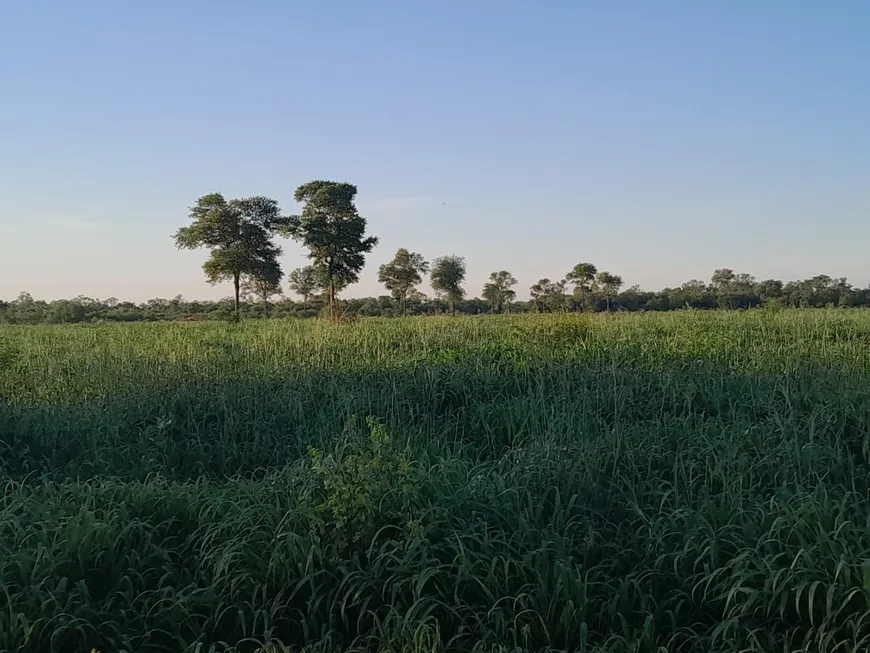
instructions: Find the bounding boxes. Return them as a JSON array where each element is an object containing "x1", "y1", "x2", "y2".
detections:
[{"x1": 1, "y1": 310, "x2": 869, "y2": 652}]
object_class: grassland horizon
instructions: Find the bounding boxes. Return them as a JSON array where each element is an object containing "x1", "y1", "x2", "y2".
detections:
[{"x1": 1, "y1": 310, "x2": 869, "y2": 652}]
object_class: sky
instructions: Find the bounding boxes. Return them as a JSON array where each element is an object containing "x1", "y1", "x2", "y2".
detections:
[{"x1": 1, "y1": 1, "x2": 868, "y2": 302}]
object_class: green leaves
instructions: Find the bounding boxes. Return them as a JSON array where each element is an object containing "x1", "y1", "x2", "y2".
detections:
[
  {"x1": 430, "y1": 255, "x2": 466, "y2": 315},
  {"x1": 174, "y1": 193, "x2": 288, "y2": 316},
  {"x1": 308, "y1": 416, "x2": 421, "y2": 558},
  {"x1": 286, "y1": 181, "x2": 379, "y2": 318},
  {"x1": 565, "y1": 262, "x2": 598, "y2": 291},
  {"x1": 594, "y1": 271, "x2": 624, "y2": 310},
  {"x1": 287, "y1": 266, "x2": 321, "y2": 306},
  {"x1": 566, "y1": 263, "x2": 610, "y2": 311},
  {"x1": 481, "y1": 270, "x2": 518, "y2": 313},
  {"x1": 529, "y1": 278, "x2": 567, "y2": 313},
  {"x1": 378, "y1": 249, "x2": 429, "y2": 315},
  {"x1": 5, "y1": 314, "x2": 870, "y2": 649}
]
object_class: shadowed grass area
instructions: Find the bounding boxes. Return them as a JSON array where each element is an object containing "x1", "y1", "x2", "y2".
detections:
[{"x1": 1, "y1": 311, "x2": 869, "y2": 652}]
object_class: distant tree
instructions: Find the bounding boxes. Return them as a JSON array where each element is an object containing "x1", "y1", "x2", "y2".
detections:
[
  {"x1": 732, "y1": 273, "x2": 755, "y2": 290},
  {"x1": 672, "y1": 279, "x2": 714, "y2": 308},
  {"x1": 529, "y1": 280, "x2": 546, "y2": 312},
  {"x1": 566, "y1": 262, "x2": 598, "y2": 310},
  {"x1": 833, "y1": 277, "x2": 854, "y2": 307},
  {"x1": 594, "y1": 271, "x2": 624, "y2": 311},
  {"x1": 281, "y1": 181, "x2": 378, "y2": 320},
  {"x1": 287, "y1": 265, "x2": 321, "y2": 308},
  {"x1": 710, "y1": 268, "x2": 736, "y2": 289},
  {"x1": 793, "y1": 274, "x2": 851, "y2": 308},
  {"x1": 174, "y1": 193, "x2": 286, "y2": 319},
  {"x1": 481, "y1": 270, "x2": 518, "y2": 313},
  {"x1": 530, "y1": 278, "x2": 567, "y2": 313},
  {"x1": 710, "y1": 268, "x2": 759, "y2": 308},
  {"x1": 50, "y1": 299, "x2": 87, "y2": 324},
  {"x1": 617, "y1": 284, "x2": 655, "y2": 311},
  {"x1": 378, "y1": 248, "x2": 429, "y2": 316},
  {"x1": 241, "y1": 258, "x2": 284, "y2": 317},
  {"x1": 430, "y1": 255, "x2": 466, "y2": 316},
  {"x1": 757, "y1": 279, "x2": 784, "y2": 301},
  {"x1": 710, "y1": 268, "x2": 736, "y2": 308}
]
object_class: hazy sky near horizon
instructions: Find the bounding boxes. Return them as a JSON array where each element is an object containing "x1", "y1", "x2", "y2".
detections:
[{"x1": 1, "y1": 1, "x2": 868, "y2": 302}]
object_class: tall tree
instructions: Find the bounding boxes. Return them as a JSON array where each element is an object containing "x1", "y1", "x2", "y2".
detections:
[
  {"x1": 287, "y1": 265, "x2": 321, "y2": 309},
  {"x1": 282, "y1": 181, "x2": 378, "y2": 319},
  {"x1": 566, "y1": 262, "x2": 598, "y2": 310},
  {"x1": 710, "y1": 268, "x2": 758, "y2": 308},
  {"x1": 241, "y1": 258, "x2": 283, "y2": 317},
  {"x1": 174, "y1": 193, "x2": 285, "y2": 319},
  {"x1": 430, "y1": 255, "x2": 466, "y2": 316},
  {"x1": 378, "y1": 248, "x2": 429, "y2": 316},
  {"x1": 594, "y1": 271, "x2": 623, "y2": 311},
  {"x1": 481, "y1": 270, "x2": 518, "y2": 313},
  {"x1": 529, "y1": 278, "x2": 567, "y2": 313}
]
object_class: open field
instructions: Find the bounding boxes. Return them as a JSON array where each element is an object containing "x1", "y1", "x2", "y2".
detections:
[{"x1": 1, "y1": 310, "x2": 870, "y2": 652}]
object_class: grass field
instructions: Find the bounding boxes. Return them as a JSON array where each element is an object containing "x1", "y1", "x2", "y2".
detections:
[{"x1": 1, "y1": 310, "x2": 870, "y2": 652}]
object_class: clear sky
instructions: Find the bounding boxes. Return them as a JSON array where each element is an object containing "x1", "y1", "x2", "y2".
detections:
[{"x1": 1, "y1": 1, "x2": 868, "y2": 302}]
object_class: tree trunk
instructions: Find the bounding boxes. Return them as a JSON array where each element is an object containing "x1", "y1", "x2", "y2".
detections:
[
  {"x1": 450, "y1": 297, "x2": 455, "y2": 316},
  {"x1": 328, "y1": 282, "x2": 335, "y2": 320},
  {"x1": 262, "y1": 290, "x2": 268, "y2": 318},
  {"x1": 233, "y1": 274, "x2": 241, "y2": 320}
]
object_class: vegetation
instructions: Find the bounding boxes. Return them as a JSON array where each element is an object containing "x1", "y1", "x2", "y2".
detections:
[
  {"x1": 173, "y1": 193, "x2": 288, "y2": 319},
  {"x1": 281, "y1": 181, "x2": 379, "y2": 320},
  {"x1": 2, "y1": 181, "x2": 869, "y2": 649},
  {"x1": 530, "y1": 278, "x2": 568, "y2": 313},
  {"x1": 429, "y1": 255, "x2": 467, "y2": 316},
  {"x1": 378, "y1": 249, "x2": 430, "y2": 316},
  {"x1": 481, "y1": 270, "x2": 518, "y2": 313},
  {"x1": 1, "y1": 310, "x2": 870, "y2": 651},
  {"x1": 241, "y1": 268, "x2": 284, "y2": 318},
  {"x1": 286, "y1": 266, "x2": 320, "y2": 309},
  {"x1": 3, "y1": 267, "x2": 869, "y2": 325}
]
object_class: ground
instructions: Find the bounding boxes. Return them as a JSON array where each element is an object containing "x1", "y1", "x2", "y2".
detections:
[{"x1": 0, "y1": 310, "x2": 868, "y2": 652}]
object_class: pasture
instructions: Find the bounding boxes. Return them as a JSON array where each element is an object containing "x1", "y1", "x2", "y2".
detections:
[{"x1": 1, "y1": 310, "x2": 869, "y2": 652}]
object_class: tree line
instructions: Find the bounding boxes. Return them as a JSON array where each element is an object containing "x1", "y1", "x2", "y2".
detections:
[
  {"x1": 3, "y1": 269, "x2": 867, "y2": 325},
  {"x1": 2, "y1": 180, "x2": 866, "y2": 324}
]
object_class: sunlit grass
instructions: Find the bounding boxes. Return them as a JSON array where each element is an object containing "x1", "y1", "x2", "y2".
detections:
[{"x1": 1, "y1": 310, "x2": 869, "y2": 651}]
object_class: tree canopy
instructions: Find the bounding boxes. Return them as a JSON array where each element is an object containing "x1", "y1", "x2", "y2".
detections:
[
  {"x1": 287, "y1": 266, "x2": 321, "y2": 308},
  {"x1": 594, "y1": 271, "x2": 624, "y2": 310},
  {"x1": 7, "y1": 265, "x2": 870, "y2": 324},
  {"x1": 158, "y1": 188, "x2": 870, "y2": 323},
  {"x1": 378, "y1": 249, "x2": 429, "y2": 316},
  {"x1": 430, "y1": 255, "x2": 467, "y2": 316},
  {"x1": 281, "y1": 181, "x2": 378, "y2": 319},
  {"x1": 241, "y1": 258, "x2": 283, "y2": 317},
  {"x1": 482, "y1": 270, "x2": 518, "y2": 313},
  {"x1": 566, "y1": 262, "x2": 598, "y2": 310},
  {"x1": 530, "y1": 278, "x2": 567, "y2": 313},
  {"x1": 174, "y1": 193, "x2": 286, "y2": 318}
]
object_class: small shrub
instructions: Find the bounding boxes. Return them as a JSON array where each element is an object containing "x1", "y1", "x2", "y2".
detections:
[{"x1": 307, "y1": 416, "x2": 423, "y2": 556}]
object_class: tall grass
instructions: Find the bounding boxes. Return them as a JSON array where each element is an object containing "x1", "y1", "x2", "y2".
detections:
[{"x1": 1, "y1": 310, "x2": 869, "y2": 652}]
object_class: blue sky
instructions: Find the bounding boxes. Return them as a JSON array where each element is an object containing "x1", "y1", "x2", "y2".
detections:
[{"x1": 1, "y1": 1, "x2": 868, "y2": 301}]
